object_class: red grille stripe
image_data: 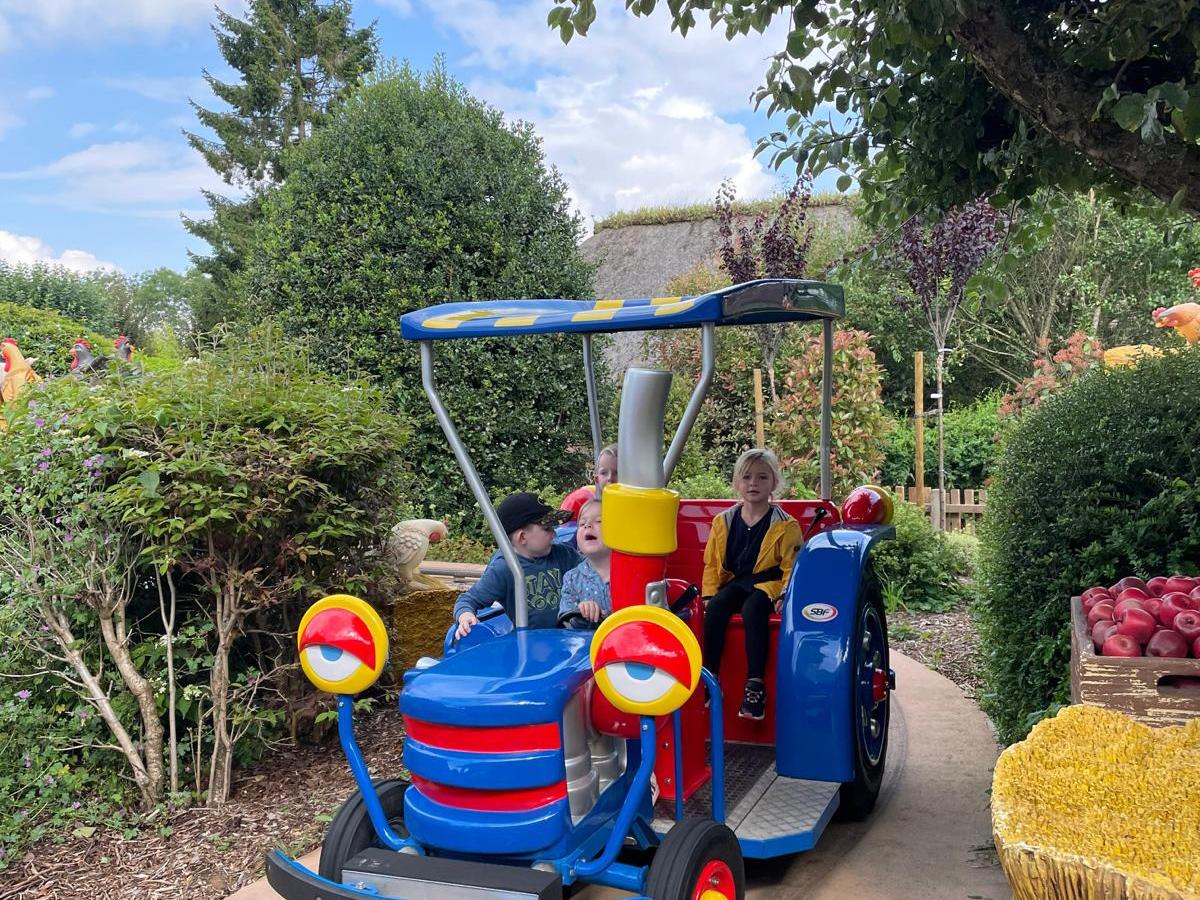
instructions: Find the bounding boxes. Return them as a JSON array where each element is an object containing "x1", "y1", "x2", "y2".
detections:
[
  {"x1": 411, "y1": 775, "x2": 567, "y2": 812},
  {"x1": 404, "y1": 717, "x2": 561, "y2": 753}
]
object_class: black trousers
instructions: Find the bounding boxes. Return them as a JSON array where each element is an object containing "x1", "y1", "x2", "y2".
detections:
[{"x1": 703, "y1": 582, "x2": 773, "y2": 681}]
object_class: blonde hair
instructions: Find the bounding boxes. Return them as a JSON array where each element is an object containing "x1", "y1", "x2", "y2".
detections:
[
  {"x1": 578, "y1": 497, "x2": 602, "y2": 520},
  {"x1": 598, "y1": 444, "x2": 617, "y2": 464},
  {"x1": 732, "y1": 448, "x2": 785, "y2": 498}
]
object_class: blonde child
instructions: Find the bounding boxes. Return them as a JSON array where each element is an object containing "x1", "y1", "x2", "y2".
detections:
[
  {"x1": 557, "y1": 499, "x2": 611, "y2": 628},
  {"x1": 702, "y1": 449, "x2": 801, "y2": 720}
]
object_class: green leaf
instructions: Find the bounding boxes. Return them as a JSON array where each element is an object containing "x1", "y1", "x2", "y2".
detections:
[
  {"x1": 1111, "y1": 94, "x2": 1149, "y2": 131},
  {"x1": 137, "y1": 469, "x2": 160, "y2": 497},
  {"x1": 836, "y1": 173, "x2": 853, "y2": 191}
]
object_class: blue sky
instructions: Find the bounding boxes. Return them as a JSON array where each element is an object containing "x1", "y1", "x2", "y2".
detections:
[{"x1": 0, "y1": 1, "x2": 822, "y2": 275}]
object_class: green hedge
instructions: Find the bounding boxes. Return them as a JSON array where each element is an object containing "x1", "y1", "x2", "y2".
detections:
[
  {"x1": 871, "y1": 500, "x2": 973, "y2": 612},
  {"x1": 881, "y1": 395, "x2": 1001, "y2": 489},
  {"x1": 0, "y1": 302, "x2": 111, "y2": 377},
  {"x1": 977, "y1": 348, "x2": 1200, "y2": 743}
]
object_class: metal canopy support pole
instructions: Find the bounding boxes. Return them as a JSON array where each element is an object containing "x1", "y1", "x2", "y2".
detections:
[
  {"x1": 820, "y1": 319, "x2": 833, "y2": 501},
  {"x1": 420, "y1": 341, "x2": 528, "y2": 627},
  {"x1": 582, "y1": 334, "x2": 603, "y2": 466},
  {"x1": 663, "y1": 322, "x2": 716, "y2": 482}
]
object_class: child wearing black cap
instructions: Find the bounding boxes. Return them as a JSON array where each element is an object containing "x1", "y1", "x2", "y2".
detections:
[{"x1": 452, "y1": 492, "x2": 583, "y2": 636}]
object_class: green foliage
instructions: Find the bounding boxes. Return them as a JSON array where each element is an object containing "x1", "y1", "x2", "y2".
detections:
[
  {"x1": 771, "y1": 328, "x2": 891, "y2": 497},
  {"x1": 871, "y1": 500, "x2": 972, "y2": 612},
  {"x1": 0, "y1": 327, "x2": 408, "y2": 835},
  {"x1": 594, "y1": 193, "x2": 852, "y2": 232},
  {"x1": 0, "y1": 262, "x2": 114, "y2": 333},
  {"x1": 881, "y1": 395, "x2": 1001, "y2": 488},
  {"x1": 0, "y1": 302, "x2": 110, "y2": 377},
  {"x1": 670, "y1": 468, "x2": 735, "y2": 500},
  {"x1": 977, "y1": 347, "x2": 1200, "y2": 743},
  {"x1": 244, "y1": 61, "x2": 596, "y2": 532},
  {"x1": 185, "y1": 0, "x2": 377, "y2": 304},
  {"x1": 664, "y1": 263, "x2": 729, "y2": 298},
  {"x1": 550, "y1": 2, "x2": 1200, "y2": 220}
]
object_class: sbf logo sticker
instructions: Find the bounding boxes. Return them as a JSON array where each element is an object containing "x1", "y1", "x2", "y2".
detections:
[{"x1": 801, "y1": 603, "x2": 838, "y2": 623}]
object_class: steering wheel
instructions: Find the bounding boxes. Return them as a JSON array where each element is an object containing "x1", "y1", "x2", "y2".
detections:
[{"x1": 557, "y1": 609, "x2": 604, "y2": 630}]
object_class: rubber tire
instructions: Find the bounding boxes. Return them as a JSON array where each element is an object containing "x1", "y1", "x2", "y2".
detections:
[
  {"x1": 318, "y1": 779, "x2": 410, "y2": 882},
  {"x1": 644, "y1": 816, "x2": 745, "y2": 900},
  {"x1": 836, "y1": 575, "x2": 889, "y2": 822}
]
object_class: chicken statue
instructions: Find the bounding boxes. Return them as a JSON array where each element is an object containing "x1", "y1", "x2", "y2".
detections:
[
  {"x1": 1152, "y1": 302, "x2": 1200, "y2": 344},
  {"x1": 383, "y1": 518, "x2": 450, "y2": 593},
  {"x1": 70, "y1": 338, "x2": 109, "y2": 375},
  {"x1": 2, "y1": 337, "x2": 41, "y2": 404},
  {"x1": 114, "y1": 335, "x2": 135, "y2": 362}
]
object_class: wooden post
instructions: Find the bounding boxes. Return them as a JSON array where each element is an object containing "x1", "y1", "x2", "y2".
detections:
[
  {"x1": 929, "y1": 488, "x2": 943, "y2": 533},
  {"x1": 914, "y1": 351, "x2": 925, "y2": 509},
  {"x1": 753, "y1": 368, "x2": 765, "y2": 448}
]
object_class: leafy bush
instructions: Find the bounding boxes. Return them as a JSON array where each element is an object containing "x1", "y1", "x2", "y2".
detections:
[
  {"x1": 0, "y1": 262, "x2": 115, "y2": 333},
  {"x1": 671, "y1": 468, "x2": 736, "y2": 500},
  {"x1": 881, "y1": 394, "x2": 1002, "y2": 488},
  {"x1": 999, "y1": 331, "x2": 1104, "y2": 418},
  {"x1": 977, "y1": 347, "x2": 1200, "y2": 743},
  {"x1": 0, "y1": 328, "x2": 408, "y2": 847},
  {"x1": 871, "y1": 500, "x2": 971, "y2": 612},
  {"x1": 243, "y1": 61, "x2": 595, "y2": 531},
  {"x1": 0, "y1": 302, "x2": 111, "y2": 377},
  {"x1": 772, "y1": 328, "x2": 891, "y2": 497}
]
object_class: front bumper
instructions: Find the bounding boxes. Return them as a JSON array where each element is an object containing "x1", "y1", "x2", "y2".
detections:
[{"x1": 266, "y1": 848, "x2": 563, "y2": 900}]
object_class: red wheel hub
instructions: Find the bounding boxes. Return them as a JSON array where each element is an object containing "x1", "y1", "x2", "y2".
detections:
[
  {"x1": 692, "y1": 859, "x2": 735, "y2": 900},
  {"x1": 872, "y1": 668, "x2": 888, "y2": 704}
]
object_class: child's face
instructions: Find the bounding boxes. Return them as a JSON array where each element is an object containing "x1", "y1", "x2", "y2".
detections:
[
  {"x1": 594, "y1": 453, "x2": 617, "y2": 488},
  {"x1": 516, "y1": 522, "x2": 556, "y2": 558},
  {"x1": 576, "y1": 504, "x2": 608, "y2": 558},
  {"x1": 736, "y1": 460, "x2": 776, "y2": 503}
]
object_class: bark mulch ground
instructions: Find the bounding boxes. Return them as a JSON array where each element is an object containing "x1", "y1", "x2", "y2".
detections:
[
  {"x1": 2, "y1": 704, "x2": 406, "y2": 900},
  {"x1": 5, "y1": 603, "x2": 989, "y2": 900}
]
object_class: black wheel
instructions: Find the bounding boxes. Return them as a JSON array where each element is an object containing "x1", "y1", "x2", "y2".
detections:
[
  {"x1": 644, "y1": 816, "x2": 744, "y2": 900},
  {"x1": 318, "y1": 779, "x2": 409, "y2": 882},
  {"x1": 837, "y1": 576, "x2": 890, "y2": 821}
]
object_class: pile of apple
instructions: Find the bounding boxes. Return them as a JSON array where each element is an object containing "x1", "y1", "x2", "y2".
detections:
[{"x1": 1083, "y1": 575, "x2": 1200, "y2": 658}]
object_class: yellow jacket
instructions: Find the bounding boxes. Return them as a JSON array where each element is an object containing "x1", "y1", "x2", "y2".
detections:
[{"x1": 702, "y1": 504, "x2": 801, "y2": 602}]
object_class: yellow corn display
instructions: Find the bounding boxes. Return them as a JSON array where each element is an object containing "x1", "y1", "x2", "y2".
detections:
[{"x1": 992, "y1": 704, "x2": 1200, "y2": 899}]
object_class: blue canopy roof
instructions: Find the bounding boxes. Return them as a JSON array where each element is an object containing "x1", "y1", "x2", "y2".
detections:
[{"x1": 399, "y1": 278, "x2": 844, "y2": 341}]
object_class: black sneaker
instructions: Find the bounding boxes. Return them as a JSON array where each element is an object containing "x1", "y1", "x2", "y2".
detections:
[{"x1": 739, "y1": 679, "x2": 766, "y2": 721}]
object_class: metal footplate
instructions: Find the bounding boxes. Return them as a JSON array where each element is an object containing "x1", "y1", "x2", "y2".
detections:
[
  {"x1": 653, "y1": 745, "x2": 841, "y2": 859},
  {"x1": 266, "y1": 848, "x2": 563, "y2": 900}
]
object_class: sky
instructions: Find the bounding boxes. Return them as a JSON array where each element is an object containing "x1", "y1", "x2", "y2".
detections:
[{"x1": 0, "y1": 0, "x2": 820, "y2": 275}]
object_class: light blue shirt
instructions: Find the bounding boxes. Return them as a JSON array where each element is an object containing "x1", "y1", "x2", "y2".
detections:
[{"x1": 558, "y1": 558, "x2": 612, "y2": 628}]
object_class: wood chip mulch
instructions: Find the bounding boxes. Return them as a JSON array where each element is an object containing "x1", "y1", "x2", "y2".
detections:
[
  {"x1": 2, "y1": 705, "x2": 407, "y2": 900},
  {"x1": 888, "y1": 603, "x2": 987, "y2": 701}
]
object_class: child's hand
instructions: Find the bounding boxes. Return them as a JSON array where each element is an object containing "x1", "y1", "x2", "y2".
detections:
[
  {"x1": 455, "y1": 610, "x2": 479, "y2": 639},
  {"x1": 579, "y1": 601, "x2": 602, "y2": 623}
]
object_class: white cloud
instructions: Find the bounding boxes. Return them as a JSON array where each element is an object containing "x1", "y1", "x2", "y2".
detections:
[
  {"x1": 374, "y1": 0, "x2": 414, "y2": 14},
  {"x1": 2, "y1": 139, "x2": 230, "y2": 217},
  {"x1": 68, "y1": 122, "x2": 96, "y2": 139},
  {"x1": 24, "y1": 86, "x2": 54, "y2": 101},
  {"x1": 0, "y1": 229, "x2": 117, "y2": 272},
  {"x1": 0, "y1": 0, "x2": 245, "y2": 46},
  {"x1": 424, "y1": 0, "x2": 787, "y2": 223},
  {"x1": 105, "y1": 75, "x2": 207, "y2": 104},
  {"x1": 0, "y1": 107, "x2": 20, "y2": 140}
]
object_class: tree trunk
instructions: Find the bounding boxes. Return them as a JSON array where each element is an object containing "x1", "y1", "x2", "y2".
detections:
[
  {"x1": 99, "y1": 609, "x2": 165, "y2": 804},
  {"x1": 158, "y1": 573, "x2": 180, "y2": 795},
  {"x1": 936, "y1": 352, "x2": 947, "y2": 531},
  {"x1": 207, "y1": 632, "x2": 235, "y2": 806},
  {"x1": 43, "y1": 604, "x2": 158, "y2": 809},
  {"x1": 953, "y1": 5, "x2": 1200, "y2": 217}
]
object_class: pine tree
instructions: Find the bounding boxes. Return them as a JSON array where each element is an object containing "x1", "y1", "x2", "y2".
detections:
[{"x1": 184, "y1": 0, "x2": 377, "y2": 310}]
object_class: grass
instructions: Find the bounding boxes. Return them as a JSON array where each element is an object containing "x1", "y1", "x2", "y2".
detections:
[{"x1": 592, "y1": 192, "x2": 855, "y2": 233}]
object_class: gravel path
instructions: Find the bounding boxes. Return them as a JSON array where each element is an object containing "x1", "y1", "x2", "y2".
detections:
[{"x1": 887, "y1": 603, "x2": 986, "y2": 701}]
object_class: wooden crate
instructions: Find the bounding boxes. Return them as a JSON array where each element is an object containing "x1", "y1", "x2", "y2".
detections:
[{"x1": 1069, "y1": 596, "x2": 1200, "y2": 727}]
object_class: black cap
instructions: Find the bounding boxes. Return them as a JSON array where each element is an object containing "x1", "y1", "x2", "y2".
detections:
[{"x1": 497, "y1": 492, "x2": 570, "y2": 535}]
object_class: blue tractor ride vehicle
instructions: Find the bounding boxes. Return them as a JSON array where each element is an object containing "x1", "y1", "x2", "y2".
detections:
[{"x1": 266, "y1": 278, "x2": 896, "y2": 899}]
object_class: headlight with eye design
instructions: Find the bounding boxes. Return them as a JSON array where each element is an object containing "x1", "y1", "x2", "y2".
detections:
[
  {"x1": 297, "y1": 594, "x2": 388, "y2": 695},
  {"x1": 590, "y1": 605, "x2": 702, "y2": 716}
]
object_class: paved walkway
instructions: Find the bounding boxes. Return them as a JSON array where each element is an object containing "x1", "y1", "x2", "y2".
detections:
[{"x1": 231, "y1": 652, "x2": 1011, "y2": 900}]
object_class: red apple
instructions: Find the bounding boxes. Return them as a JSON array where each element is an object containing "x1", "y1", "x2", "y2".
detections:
[
  {"x1": 1113, "y1": 598, "x2": 1147, "y2": 621},
  {"x1": 1147, "y1": 629, "x2": 1190, "y2": 658},
  {"x1": 1164, "y1": 576, "x2": 1198, "y2": 595},
  {"x1": 1159, "y1": 594, "x2": 1191, "y2": 628},
  {"x1": 1083, "y1": 586, "x2": 1114, "y2": 602},
  {"x1": 1193, "y1": 635, "x2": 1200, "y2": 659},
  {"x1": 1146, "y1": 576, "x2": 1169, "y2": 597},
  {"x1": 1113, "y1": 576, "x2": 1148, "y2": 594},
  {"x1": 1087, "y1": 602, "x2": 1116, "y2": 627},
  {"x1": 1102, "y1": 633, "x2": 1142, "y2": 657},
  {"x1": 1117, "y1": 607, "x2": 1158, "y2": 644},
  {"x1": 1116, "y1": 587, "x2": 1150, "y2": 604},
  {"x1": 1188, "y1": 586, "x2": 1200, "y2": 603},
  {"x1": 1144, "y1": 597, "x2": 1164, "y2": 619},
  {"x1": 1092, "y1": 619, "x2": 1117, "y2": 650},
  {"x1": 1172, "y1": 610, "x2": 1200, "y2": 642}
]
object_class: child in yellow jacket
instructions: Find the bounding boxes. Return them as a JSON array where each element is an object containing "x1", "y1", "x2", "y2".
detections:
[{"x1": 702, "y1": 448, "x2": 801, "y2": 721}]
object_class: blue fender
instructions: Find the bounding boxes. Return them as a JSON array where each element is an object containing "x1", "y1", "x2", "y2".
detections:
[{"x1": 775, "y1": 525, "x2": 893, "y2": 782}]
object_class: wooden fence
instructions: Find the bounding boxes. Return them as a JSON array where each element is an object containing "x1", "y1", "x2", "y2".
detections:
[{"x1": 889, "y1": 486, "x2": 987, "y2": 532}]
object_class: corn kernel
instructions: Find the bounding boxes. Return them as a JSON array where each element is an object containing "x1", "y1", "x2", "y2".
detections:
[{"x1": 992, "y1": 705, "x2": 1200, "y2": 899}]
